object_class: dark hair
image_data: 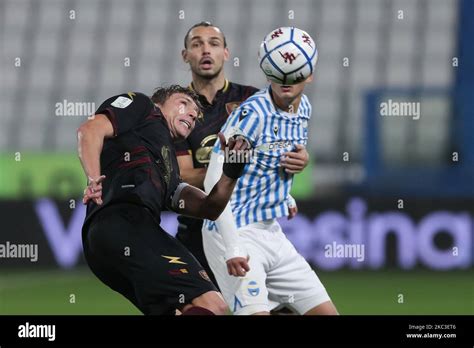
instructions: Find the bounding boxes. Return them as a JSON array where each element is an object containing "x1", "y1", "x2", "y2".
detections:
[
  {"x1": 151, "y1": 85, "x2": 203, "y2": 120},
  {"x1": 183, "y1": 21, "x2": 227, "y2": 49}
]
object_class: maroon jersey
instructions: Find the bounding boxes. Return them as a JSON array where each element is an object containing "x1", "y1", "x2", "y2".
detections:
[
  {"x1": 175, "y1": 80, "x2": 258, "y2": 167},
  {"x1": 83, "y1": 92, "x2": 183, "y2": 231}
]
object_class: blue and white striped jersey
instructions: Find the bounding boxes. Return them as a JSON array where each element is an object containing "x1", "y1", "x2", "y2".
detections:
[{"x1": 207, "y1": 86, "x2": 311, "y2": 229}]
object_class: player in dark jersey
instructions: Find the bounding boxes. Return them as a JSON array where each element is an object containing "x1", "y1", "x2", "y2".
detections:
[
  {"x1": 175, "y1": 22, "x2": 310, "y2": 287},
  {"x1": 78, "y1": 85, "x2": 250, "y2": 315}
]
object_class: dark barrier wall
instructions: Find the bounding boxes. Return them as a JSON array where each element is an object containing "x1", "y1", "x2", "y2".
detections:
[{"x1": 0, "y1": 197, "x2": 472, "y2": 270}]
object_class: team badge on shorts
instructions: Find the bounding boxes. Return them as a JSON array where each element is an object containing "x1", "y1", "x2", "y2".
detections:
[
  {"x1": 247, "y1": 280, "x2": 260, "y2": 297},
  {"x1": 199, "y1": 270, "x2": 211, "y2": 282},
  {"x1": 168, "y1": 268, "x2": 188, "y2": 276}
]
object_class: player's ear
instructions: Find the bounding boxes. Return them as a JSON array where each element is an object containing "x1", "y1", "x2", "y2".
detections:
[
  {"x1": 182, "y1": 49, "x2": 188, "y2": 63},
  {"x1": 223, "y1": 47, "x2": 230, "y2": 61},
  {"x1": 305, "y1": 74, "x2": 314, "y2": 84}
]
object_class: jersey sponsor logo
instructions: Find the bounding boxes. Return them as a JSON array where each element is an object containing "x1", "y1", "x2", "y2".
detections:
[
  {"x1": 225, "y1": 101, "x2": 241, "y2": 115},
  {"x1": 199, "y1": 270, "x2": 211, "y2": 282},
  {"x1": 257, "y1": 140, "x2": 293, "y2": 152},
  {"x1": 127, "y1": 92, "x2": 136, "y2": 100},
  {"x1": 161, "y1": 255, "x2": 187, "y2": 265},
  {"x1": 111, "y1": 96, "x2": 133, "y2": 108},
  {"x1": 195, "y1": 134, "x2": 218, "y2": 164},
  {"x1": 247, "y1": 280, "x2": 260, "y2": 297},
  {"x1": 168, "y1": 268, "x2": 188, "y2": 275},
  {"x1": 269, "y1": 140, "x2": 292, "y2": 150}
]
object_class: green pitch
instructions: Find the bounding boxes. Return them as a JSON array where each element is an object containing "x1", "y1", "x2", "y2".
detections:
[{"x1": 0, "y1": 268, "x2": 472, "y2": 315}]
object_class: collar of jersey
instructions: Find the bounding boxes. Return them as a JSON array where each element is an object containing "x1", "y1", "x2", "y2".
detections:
[{"x1": 189, "y1": 79, "x2": 230, "y2": 105}]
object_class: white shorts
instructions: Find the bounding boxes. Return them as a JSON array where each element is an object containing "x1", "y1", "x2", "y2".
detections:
[{"x1": 202, "y1": 219, "x2": 331, "y2": 315}]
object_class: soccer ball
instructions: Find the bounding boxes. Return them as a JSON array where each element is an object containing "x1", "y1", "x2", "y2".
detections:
[{"x1": 258, "y1": 27, "x2": 318, "y2": 85}]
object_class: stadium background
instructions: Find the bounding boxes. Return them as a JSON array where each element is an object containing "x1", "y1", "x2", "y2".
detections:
[{"x1": 0, "y1": 0, "x2": 472, "y2": 314}]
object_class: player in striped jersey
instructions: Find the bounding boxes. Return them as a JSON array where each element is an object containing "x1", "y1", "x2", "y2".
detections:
[
  {"x1": 175, "y1": 22, "x2": 308, "y2": 296},
  {"x1": 202, "y1": 77, "x2": 338, "y2": 315}
]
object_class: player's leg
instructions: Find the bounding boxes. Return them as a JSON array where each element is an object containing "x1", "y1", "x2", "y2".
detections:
[
  {"x1": 181, "y1": 290, "x2": 228, "y2": 315},
  {"x1": 202, "y1": 224, "x2": 246, "y2": 311},
  {"x1": 265, "y1": 221, "x2": 338, "y2": 315},
  {"x1": 83, "y1": 203, "x2": 226, "y2": 315},
  {"x1": 83, "y1": 233, "x2": 141, "y2": 310},
  {"x1": 303, "y1": 301, "x2": 338, "y2": 315},
  {"x1": 83, "y1": 204, "x2": 150, "y2": 312},
  {"x1": 202, "y1": 223, "x2": 274, "y2": 315},
  {"x1": 132, "y1": 218, "x2": 228, "y2": 315}
]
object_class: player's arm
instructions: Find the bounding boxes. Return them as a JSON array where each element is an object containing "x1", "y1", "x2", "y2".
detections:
[
  {"x1": 281, "y1": 144, "x2": 309, "y2": 219},
  {"x1": 199, "y1": 106, "x2": 263, "y2": 277},
  {"x1": 177, "y1": 155, "x2": 206, "y2": 189},
  {"x1": 77, "y1": 114, "x2": 114, "y2": 205},
  {"x1": 78, "y1": 93, "x2": 152, "y2": 205},
  {"x1": 203, "y1": 144, "x2": 249, "y2": 277},
  {"x1": 172, "y1": 133, "x2": 248, "y2": 221}
]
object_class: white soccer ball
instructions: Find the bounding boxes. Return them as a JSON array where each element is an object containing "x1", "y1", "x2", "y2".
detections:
[{"x1": 258, "y1": 27, "x2": 318, "y2": 85}]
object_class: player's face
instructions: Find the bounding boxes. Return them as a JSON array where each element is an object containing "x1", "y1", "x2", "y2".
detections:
[
  {"x1": 270, "y1": 75, "x2": 313, "y2": 109},
  {"x1": 158, "y1": 93, "x2": 199, "y2": 140},
  {"x1": 182, "y1": 26, "x2": 229, "y2": 79}
]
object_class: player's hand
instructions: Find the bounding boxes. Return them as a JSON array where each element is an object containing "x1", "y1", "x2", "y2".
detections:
[
  {"x1": 226, "y1": 256, "x2": 250, "y2": 277},
  {"x1": 281, "y1": 144, "x2": 309, "y2": 174},
  {"x1": 82, "y1": 175, "x2": 106, "y2": 205},
  {"x1": 288, "y1": 203, "x2": 298, "y2": 220},
  {"x1": 218, "y1": 132, "x2": 250, "y2": 152}
]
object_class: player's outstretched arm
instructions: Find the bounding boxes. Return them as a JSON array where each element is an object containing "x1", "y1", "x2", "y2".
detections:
[
  {"x1": 77, "y1": 114, "x2": 114, "y2": 205},
  {"x1": 173, "y1": 133, "x2": 249, "y2": 221},
  {"x1": 202, "y1": 137, "x2": 250, "y2": 277}
]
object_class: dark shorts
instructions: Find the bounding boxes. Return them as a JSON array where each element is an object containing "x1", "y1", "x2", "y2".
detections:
[
  {"x1": 82, "y1": 203, "x2": 217, "y2": 315},
  {"x1": 176, "y1": 217, "x2": 219, "y2": 288}
]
